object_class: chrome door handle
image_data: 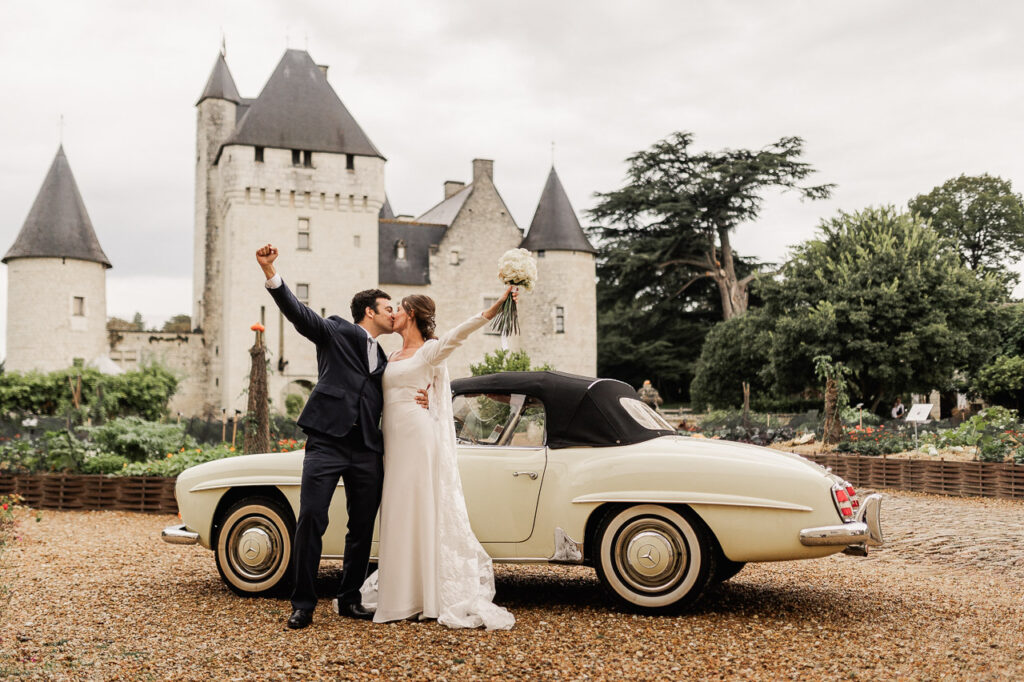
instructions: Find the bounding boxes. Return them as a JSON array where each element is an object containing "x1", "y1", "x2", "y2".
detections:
[{"x1": 513, "y1": 471, "x2": 538, "y2": 480}]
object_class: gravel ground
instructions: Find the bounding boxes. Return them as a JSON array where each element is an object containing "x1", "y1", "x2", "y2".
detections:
[{"x1": 1, "y1": 491, "x2": 1023, "y2": 680}]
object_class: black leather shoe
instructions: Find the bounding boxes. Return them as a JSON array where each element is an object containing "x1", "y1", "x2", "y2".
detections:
[
  {"x1": 332, "y1": 599, "x2": 373, "y2": 620},
  {"x1": 287, "y1": 608, "x2": 314, "y2": 629}
]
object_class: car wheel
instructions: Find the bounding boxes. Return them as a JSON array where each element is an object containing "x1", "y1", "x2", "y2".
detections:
[
  {"x1": 594, "y1": 504, "x2": 716, "y2": 613},
  {"x1": 214, "y1": 496, "x2": 294, "y2": 597}
]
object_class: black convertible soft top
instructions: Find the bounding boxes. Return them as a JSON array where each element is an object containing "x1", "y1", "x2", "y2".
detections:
[{"x1": 450, "y1": 371, "x2": 676, "y2": 449}]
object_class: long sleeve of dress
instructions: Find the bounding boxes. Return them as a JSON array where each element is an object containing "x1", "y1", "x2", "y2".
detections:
[{"x1": 421, "y1": 314, "x2": 489, "y2": 367}]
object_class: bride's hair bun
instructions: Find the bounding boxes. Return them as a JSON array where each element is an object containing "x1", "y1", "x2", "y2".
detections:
[{"x1": 401, "y1": 295, "x2": 436, "y2": 339}]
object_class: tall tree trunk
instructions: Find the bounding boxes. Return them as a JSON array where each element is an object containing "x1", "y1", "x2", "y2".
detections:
[
  {"x1": 713, "y1": 227, "x2": 750, "y2": 320},
  {"x1": 244, "y1": 329, "x2": 271, "y2": 454},
  {"x1": 822, "y1": 378, "x2": 843, "y2": 447}
]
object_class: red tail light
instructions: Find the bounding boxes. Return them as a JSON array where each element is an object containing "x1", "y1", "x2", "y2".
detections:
[{"x1": 831, "y1": 482, "x2": 857, "y2": 522}]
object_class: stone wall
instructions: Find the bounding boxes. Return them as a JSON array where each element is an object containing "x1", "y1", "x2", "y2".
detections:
[
  {"x1": 6, "y1": 257, "x2": 107, "y2": 372},
  {"x1": 108, "y1": 330, "x2": 208, "y2": 417}
]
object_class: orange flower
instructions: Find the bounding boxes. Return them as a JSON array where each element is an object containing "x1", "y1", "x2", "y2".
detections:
[
  {"x1": 229, "y1": 446, "x2": 235, "y2": 452},
  {"x1": 251, "y1": 323, "x2": 265, "y2": 332},
  {"x1": 166, "y1": 453, "x2": 173, "y2": 459}
]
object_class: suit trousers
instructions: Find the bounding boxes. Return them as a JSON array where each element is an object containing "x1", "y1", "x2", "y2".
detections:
[{"x1": 290, "y1": 427, "x2": 384, "y2": 611}]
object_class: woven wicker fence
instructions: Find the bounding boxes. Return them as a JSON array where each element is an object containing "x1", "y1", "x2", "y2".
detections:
[
  {"x1": 805, "y1": 454, "x2": 1024, "y2": 499},
  {"x1": 1, "y1": 455, "x2": 1022, "y2": 513},
  {"x1": 0, "y1": 474, "x2": 177, "y2": 513}
]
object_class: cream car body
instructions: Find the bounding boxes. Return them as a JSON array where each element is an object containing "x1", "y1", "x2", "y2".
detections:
[{"x1": 164, "y1": 372, "x2": 882, "y2": 612}]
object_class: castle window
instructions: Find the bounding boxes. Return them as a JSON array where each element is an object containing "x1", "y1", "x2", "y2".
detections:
[
  {"x1": 346, "y1": 154, "x2": 354, "y2": 171},
  {"x1": 449, "y1": 250, "x2": 461, "y2": 266},
  {"x1": 537, "y1": 250, "x2": 546, "y2": 258},
  {"x1": 554, "y1": 305, "x2": 565, "y2": 334},
  {"x1": 73, "y1": 296, "x2": 85, "y2": 316},
  {"x1": 395, "y1": 240, "x2": 407, "y2": 261},
  {"x1": 255, "y1": 146, "x2": 264, "y2": 163},
  {"x1": 291, "y1": 149, "x2": 301, "y2": 166},
  {"x1": 303, "y1": 150, "x2": 313, "y2": 168},
  {"x1": 296, "y1": 283, "x2": 310, "y2": 303},
  {"x1": 298, "y1": 218, "x2": 311, "y2": 250}
]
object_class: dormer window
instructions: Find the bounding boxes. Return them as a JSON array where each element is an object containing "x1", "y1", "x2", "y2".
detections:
[
  {"x1": 303, "y1": 150, "x2": 313, "y2": 168},
  {"x1": 292, "y1": 149, "x2": 301, "y2": 166},
  {"x1": 346, "y1": 154, "x2": 355, "y2": 171},
  {"x1": 395, "y1": 239, "x2": 407, "y2": 261},
  {"x1": 255, "y1": 146, "x2": 264, "y2": 163}
]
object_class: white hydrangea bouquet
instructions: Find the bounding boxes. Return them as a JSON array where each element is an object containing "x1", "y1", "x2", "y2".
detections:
[{"x1": 490, "y1": 248, "x2": 537, "y2": 338}]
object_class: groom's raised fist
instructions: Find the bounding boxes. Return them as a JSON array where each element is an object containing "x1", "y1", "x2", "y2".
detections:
[{"x1": 256, "y1": 244, "x2": 278, "y2": 266}]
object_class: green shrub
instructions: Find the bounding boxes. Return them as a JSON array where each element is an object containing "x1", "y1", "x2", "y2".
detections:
[
  {"x1": 0, "y1": 438, "x2": 45, "y2": 474},
  {"x1": 470, "y1": 350, "x2": 552, "y2": 376},
  {"x1": 119, "y1": 444, "x2": 242, "y2": 477},
  {"x1": 0, "y1": 364, "x2": 178, "y2": 420},
  {"x1": 284, "y1": 393, "x2": 305, "y2": 419},
  {"x1": 689, "y1": 310, "x2": 774, "y2": 411},
  {"x1": 81, "y1": 453, "x2": 130, "y2": 475},
  {"x1": 835, "y1": 425, "x2": 914, "y2": 456},
  {"x1": 86, "y1": 417, "x2": 195, "y2": 463}
]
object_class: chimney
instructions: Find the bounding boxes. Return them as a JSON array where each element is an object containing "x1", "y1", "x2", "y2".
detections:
[
  {"x1": 444, "y1": 181, "x2": 466, "y2": 199},
  {"x1": 317, "y1": 64, "x2": 329, "y2": 77},
  {"x1": 472, "y1": 159, "x2": 493, "y2": 184}
]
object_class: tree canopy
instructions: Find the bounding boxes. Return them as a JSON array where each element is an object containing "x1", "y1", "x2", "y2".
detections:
[
  {"x1": 587, "y1": 131, "x2": 833, "y2": 320},
  {"x1": 908, "y1": 174, "x2": 1024, "y2": 281},
  {"x1": 689, "y1": 308, "x2": 773, "y2": 410},
  {"x1": 760, "y1": 206, "x2": 1007, "y2": 411}
]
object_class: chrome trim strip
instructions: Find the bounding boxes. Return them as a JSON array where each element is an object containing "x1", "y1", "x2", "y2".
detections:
[
  {"x1": 549, "y1": 527, "x2": 584, "y2": 564},
  {"x1": 161, "y1": 524, "x2": 199, "y2": 545},
  {"x1": 799, "y1": 494, "x2": 884, "y2": 548},
  {"x1": 572, "y1": 491, "x2": 813, "y2": 512}
]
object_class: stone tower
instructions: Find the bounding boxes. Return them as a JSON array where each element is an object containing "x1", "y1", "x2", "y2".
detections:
[
  {"x1": 3, "y1": 146, "x2": 111, "y2": 372},
  {"x1": 519, "y1": 167, "x2": 597, "y2": 376},
  {"x1": 194, "y1": 49, "x2": 386, "y2": 414}
]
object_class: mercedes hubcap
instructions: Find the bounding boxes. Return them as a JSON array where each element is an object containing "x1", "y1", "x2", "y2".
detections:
[
  {"x1": 228, "y1": 517, "x2": 283, "y2": 581},
  {"x1": 615, "y1": 519, "x2": 687, "y2": 593}
]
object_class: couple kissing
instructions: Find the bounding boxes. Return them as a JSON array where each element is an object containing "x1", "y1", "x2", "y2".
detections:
[{"x1": 256, "y1": 244, "x2": 516, "y2": 631}]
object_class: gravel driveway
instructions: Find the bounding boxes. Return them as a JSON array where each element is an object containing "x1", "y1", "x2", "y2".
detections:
[{"x1": 1, "y1": 491, "x2": 1023, "y2": 680}]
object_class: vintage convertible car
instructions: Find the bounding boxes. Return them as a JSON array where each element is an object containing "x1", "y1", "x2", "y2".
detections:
[{"x1": 162, "y1": 371, "x2": 883, "y2": 613}]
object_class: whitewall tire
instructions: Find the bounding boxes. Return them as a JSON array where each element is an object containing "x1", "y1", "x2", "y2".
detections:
[
  {"x1": 214, "y1": 496, "x2": 294, "y2": 597},
  {"x1": 594, "y1": 504, "x2": 716, "y2": 613}
]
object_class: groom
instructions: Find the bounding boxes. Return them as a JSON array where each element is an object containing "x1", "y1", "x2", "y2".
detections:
[{"x1": 256, "y1": 244, "x2": 423, "y2": 630}]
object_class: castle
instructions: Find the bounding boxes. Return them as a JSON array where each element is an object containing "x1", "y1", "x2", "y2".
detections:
[{"x1": 3, "y1": 49, "x2": 597, "y2": 417}]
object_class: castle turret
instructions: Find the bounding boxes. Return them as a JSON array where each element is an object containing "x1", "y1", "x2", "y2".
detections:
[
  {"x1": 196, "y1": 48, "x2": 387, "y2": 413},
  {"x1": 3, "y1": 146, "x2": 111, "y2": 372},
  {"x1": 520, "y1": 167, "x2": 597, "y2": 375}
]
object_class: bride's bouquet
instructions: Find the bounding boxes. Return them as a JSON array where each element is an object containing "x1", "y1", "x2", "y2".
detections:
[{"x1": 490, "y1": 248, "x2": 537, "y2": 337}]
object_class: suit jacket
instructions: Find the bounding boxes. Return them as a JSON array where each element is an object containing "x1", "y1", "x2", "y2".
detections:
[{"x1": 267, "y1": 279, "x2": 387, "y2": 452}]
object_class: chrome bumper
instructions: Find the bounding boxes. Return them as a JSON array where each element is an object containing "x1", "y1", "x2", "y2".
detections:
[
  {"x1": 799, "y1": 493, "x2": 883, "y2": 555},
  {"x1": 162, "y1": 524, "x2": 199, "y2": 545}
]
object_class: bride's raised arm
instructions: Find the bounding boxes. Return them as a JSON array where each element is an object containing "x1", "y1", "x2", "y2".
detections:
[{"x1": 421, "y1": 286, "x2": 516, "y2": 367}]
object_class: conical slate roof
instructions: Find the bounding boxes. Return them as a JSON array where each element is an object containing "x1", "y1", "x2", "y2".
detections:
[
  {"x1": 197, "y1": 52, "x2": 241, "y2": 104},
  {"x1": 3, "y1": 147, "x2": 111, "y2": 267},
  {"x1": 220, "y1": 49, "x2": 383, "y2": 159},
  {"x1": 520, "y1": 167, "x2": 595, "y2": 253}
]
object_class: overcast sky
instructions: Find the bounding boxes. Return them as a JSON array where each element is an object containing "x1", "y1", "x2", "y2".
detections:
[{"x1": 1, "y1": 0, "x2": 1022, "y2": 358}]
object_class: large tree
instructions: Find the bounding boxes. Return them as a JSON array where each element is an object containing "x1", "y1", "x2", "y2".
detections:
[
  {"x1": 587, "y1": 132, "x2": 833, "y2": 320},
  {"x1": 908, "y1": 174, "x2": 1024, "y2": 279},
  {"x1": 762, "y1": 207, "x2": 1006, "y2": 412}
]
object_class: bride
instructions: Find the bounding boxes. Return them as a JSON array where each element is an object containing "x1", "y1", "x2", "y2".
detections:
[{"x1": 356, "y1": 288, "x2": 517, "y2": 630}]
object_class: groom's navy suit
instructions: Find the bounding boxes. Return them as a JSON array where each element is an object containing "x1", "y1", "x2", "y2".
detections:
[{"x1": 267, "y1": 278, "x2": 387, "y2": 610}]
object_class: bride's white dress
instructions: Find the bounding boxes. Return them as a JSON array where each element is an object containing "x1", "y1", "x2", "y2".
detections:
[{"x1": 359, "y1": 314, "x2": 515, "y2": 630}]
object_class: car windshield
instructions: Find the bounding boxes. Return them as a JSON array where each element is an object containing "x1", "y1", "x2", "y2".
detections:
[{"x1": 618, "y1": 397, "x2": 676, "y2": 431}]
